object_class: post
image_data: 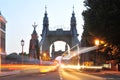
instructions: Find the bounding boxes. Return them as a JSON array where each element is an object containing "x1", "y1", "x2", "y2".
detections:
[
  {"x1": 77, "y1": 44, "x2": 80, "y2": 67},
  {"x1": 21, "y1": 39, "x2": 24, "y2": 64},
  {"x1": 43, "y1": 52, "x2": 46, "y2": 61},
  {"x1": 22, "y1": 45, "x2": 23, "y2": 64},
  {"x1": 39, "y1": 45, "x2": 42, "y2": 64},
  {"x1": 94, "y1": 39, "x2": 100, "y2": 65}
]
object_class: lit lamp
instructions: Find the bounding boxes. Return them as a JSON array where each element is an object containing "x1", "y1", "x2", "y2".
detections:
[
  {"x1": 43, "y1": 53, "x2": 46, "y2": 57},
  {"x1": 95, "y1": 39, "x2": 100, "y2": 46},
  {"x1": 94, "y1": 39, "x2": 100, "y2": 65},
  {"x1": 43, "y1": 53, "x2": 46, "y2": 61},
  {"x1": 21, "y1": 39, "x2": 24, "y2": 64}
]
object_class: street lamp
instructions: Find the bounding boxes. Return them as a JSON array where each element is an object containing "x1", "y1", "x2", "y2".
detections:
[
  {"x1": 43, "y1": 52, "x2": 46, "y2": 61},
  {"x1": 77, "y1": 44, "x2": 80, "y2": 69},
  {"x1": 21, "y1": 39, "x2": 24, "y2": 64},
  {"x1": 39, "y1": 45, "x2": 42, "y2": 64},
  {"x1": 95, "y1": 39, "x2": 100, "y2": 46},
  {"x1": 94, "y1": 39, "x2": 100, "y2": 65}
]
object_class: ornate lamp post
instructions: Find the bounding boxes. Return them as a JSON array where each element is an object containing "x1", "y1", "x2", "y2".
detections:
[
  {"x1": 21, "y1": 39, "x2": 24, "y2": 64},
  {"x1": 94, "y1": 39, "x2": 100, "y2": 65}
]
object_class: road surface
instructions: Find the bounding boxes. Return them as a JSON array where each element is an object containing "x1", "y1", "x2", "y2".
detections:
[
  {"x1": 1, "y1": 68, "x2": 120, "y2": 80},
  {"x1": 60, "y1": 68, "x2": 103, "y2": 80},
  {"x1": 0, "y1": 71, "x2": 60, "y2": 80}
]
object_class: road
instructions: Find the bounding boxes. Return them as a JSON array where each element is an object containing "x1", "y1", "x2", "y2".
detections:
[
  {"x1": 0, "y1": 71, "x2": 60, "y2": 80},
  {"x1": 1, "y1": 68, "x2": 120, "y2": 80},
  {"x1": 0, "y1": 68, "x2": 103, "y2": 80},
  {"x1": 59, "y1": 68, "x2": 103, "y2": 80}
]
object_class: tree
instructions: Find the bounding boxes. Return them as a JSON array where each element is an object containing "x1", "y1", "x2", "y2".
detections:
[
  {"x1": 82, "y1": 0, "x2": 120, "y2": 58},
  {"x1": 5, "y1": 53, "x2": 20, "y2": 62},
  {"x1": 82, "y1": 0, "x2": 120, "y2": 45}
]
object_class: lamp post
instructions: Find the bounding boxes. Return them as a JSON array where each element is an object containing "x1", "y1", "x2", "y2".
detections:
[
  {"x1": 94, "y1": 39, "x2": 100, "y2": 65},
  {"x1": 40, "y1": 45, "x2": 42, "y2": 64},
  {"x1": 77, "y1": 44, "x2": 80, "y2": 69},
  {"x1": 21, "y1": 39, "x2": 24, "y2": 64}
]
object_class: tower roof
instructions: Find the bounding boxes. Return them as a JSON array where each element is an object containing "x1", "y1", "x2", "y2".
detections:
[{"x1": 71, "y1": 6, "x2": 76, "y2": 22}]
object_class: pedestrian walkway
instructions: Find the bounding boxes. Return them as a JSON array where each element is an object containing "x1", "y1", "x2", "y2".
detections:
[
  {"x1": 83, "y1": 70, "x2": 120, "y2": 80},
  {"x1": 99, "y1": 70, "x2": 120, "y2": 75},
  {"x1": 90, "y1": 70, "x2": 120, "y2": 75}
]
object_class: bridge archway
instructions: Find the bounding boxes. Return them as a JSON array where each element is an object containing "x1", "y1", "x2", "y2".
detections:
[{"x1": 50, "y1": 41, "x2": 70, "y2": 59}]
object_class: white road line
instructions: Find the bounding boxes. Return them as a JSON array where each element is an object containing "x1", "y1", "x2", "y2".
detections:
[{"x1": 58, "y1": 68, "x2": 63, "y2": 80}]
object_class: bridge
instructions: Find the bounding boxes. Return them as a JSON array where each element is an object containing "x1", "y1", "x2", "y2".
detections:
[
  {"x1": 29, "y1": 7, "x2": 80, "y2": 61},
  {"x1": 40, "y1": 8, "x2": 80, "y2": 59}
]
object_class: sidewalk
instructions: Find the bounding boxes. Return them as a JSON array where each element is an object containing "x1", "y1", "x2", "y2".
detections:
[
  {"x1": 83, "y1": 70, "x2": 120, "y2": 79},
  {"x1": 88, "y1": 70, "x2": 120, "y2": 75}
]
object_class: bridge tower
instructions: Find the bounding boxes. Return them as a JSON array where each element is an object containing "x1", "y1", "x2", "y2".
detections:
[
  {"x1": 40, "y1": 7, "x2": 80, "y2": 58},
  {"x1": 29, "y1": 23, "x2": 40, "y2": 60}
]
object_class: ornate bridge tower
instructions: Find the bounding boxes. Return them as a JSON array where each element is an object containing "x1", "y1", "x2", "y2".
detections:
[
  {"x1": 40, "y1": 7, "x2": 79, "y2": 58},
  {"x1": 29, "y1": 23, "x2": 40, "y2": 60}
]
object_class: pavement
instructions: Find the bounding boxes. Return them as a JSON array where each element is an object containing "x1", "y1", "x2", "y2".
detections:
[
  {"x1": 85, "y1": 70, "x2": 120, "y2": 75},
  {"x1": 82, "y1": 70, "x2": 120, "y2": 80},
  {"x1": 1, "y1": 70, "x2": 120, "y2": 78}
]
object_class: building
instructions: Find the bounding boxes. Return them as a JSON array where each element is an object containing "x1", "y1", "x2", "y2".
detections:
[{"x1": 0, "y1": 11, "x2": 7, "y2": 55}]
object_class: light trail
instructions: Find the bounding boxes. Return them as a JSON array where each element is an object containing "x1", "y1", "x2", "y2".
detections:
[
  {"x1": 1, "y1": 62, "x2": 59, "y2": 73},
  {"x1": 62, "y1": 45, "x2": 98, "y2": 60},
  {"x1": 61, "y1": 45, "x2": 102, "y2": 71},
  {"x1": 61, "y1": 64, "x2": 102, "y2": 70}
]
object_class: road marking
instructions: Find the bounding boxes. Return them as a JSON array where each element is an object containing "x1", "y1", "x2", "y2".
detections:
[{"x1": 59, "y1": 68, "x2": 63, "y2": 80}]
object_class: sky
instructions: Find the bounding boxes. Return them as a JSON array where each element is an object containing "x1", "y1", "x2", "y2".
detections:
[{"x1": 0, "y1": 0, "x2": 85, "y2": 54}]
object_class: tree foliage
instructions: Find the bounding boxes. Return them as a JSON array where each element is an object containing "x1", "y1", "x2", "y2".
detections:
[
  {"x1": 82, "y1": 0, "x2": 120, "y2": 45},
  {"x1": 82, "y1": 0, "x2": 120, "y2": 60}
]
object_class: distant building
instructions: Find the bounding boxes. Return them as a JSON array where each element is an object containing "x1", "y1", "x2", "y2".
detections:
[{"x1": 0, "y1": 11, "x2": 7, "y2": 55}]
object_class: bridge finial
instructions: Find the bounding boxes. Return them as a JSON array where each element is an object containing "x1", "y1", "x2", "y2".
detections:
[
  {"x1": 45, "y1": 5, "x2": 47, "y2": 13},
  {"x1": 72, "y1": 5, "x2": 75, "y2": 15},
  {"x1": 32, "y1": 22, "x2": 37, "y2": 30},
  {"x1": 73, "y1": 5, "x2": 74, "y2": 11}
]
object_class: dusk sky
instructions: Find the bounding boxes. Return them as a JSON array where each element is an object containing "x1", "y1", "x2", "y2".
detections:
[{"x1": 0, "y1": 0, "x2": 85, "y2": 54}]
